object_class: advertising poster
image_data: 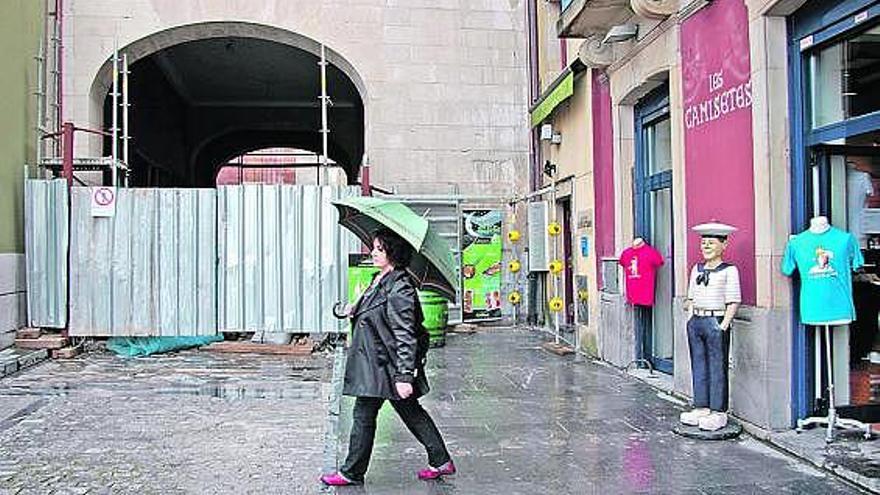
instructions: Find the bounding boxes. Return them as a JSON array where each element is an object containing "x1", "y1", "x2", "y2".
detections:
[{"x1": 461, "y1": 210, "x2": 503, "y2": 321}]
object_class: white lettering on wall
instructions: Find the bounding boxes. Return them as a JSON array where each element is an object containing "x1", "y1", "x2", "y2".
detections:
[{"x1": 685, "y1": 69, "x2": 753, "y2": 130}]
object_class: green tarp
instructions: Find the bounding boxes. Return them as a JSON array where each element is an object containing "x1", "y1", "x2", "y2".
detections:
[{"x1": 106, "y1": 335, "x2": 223, "y2": 357}]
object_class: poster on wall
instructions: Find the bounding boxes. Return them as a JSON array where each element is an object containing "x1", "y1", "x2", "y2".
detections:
[
  {"x1": 461, "y1": 209, "x2": 503, "y2": 321},
  {"x1": 681, "y1": 0, "x2": 756, "y2": 305}
]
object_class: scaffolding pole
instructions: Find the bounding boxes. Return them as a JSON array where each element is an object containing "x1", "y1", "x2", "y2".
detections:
[
  {"x1": 55, "y1": 0, "x2": 63, "y2": 155},
  {"x1": 111, "y1": 45, "x2": 119, "y2": 187},
  {"x1": 319, "y1": 44, "x2": 330, "y2": 186},
  {"x1": 34, "y1": 31, "x2": 46, "y2": 172},
  {"x1": 122, "y1": 53, "x2": 130, "y2": 187}
]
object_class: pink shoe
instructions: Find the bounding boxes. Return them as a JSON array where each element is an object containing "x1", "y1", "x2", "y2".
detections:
[
  {"x1": 319, "y1": 473, "x2": 360, "y2": 486},
  {"x1": 417, "y1": 460, "x2": 456, "y2": 480}
]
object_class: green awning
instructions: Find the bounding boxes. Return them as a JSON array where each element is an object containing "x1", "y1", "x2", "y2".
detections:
[{"x1": 530, "y1": 70, "x2": 574, "y2": 128}]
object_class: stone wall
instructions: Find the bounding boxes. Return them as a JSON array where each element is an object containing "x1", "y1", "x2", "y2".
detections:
[{"x1": 65, "y1": 0, "x2": 530, "y2": 197}]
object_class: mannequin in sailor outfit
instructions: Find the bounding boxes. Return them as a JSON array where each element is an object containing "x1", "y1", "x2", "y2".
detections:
[{"x1": 680, "y1": 223, "x2": 742, "y2": 431}]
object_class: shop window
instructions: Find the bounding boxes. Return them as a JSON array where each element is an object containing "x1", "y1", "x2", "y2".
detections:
[
  {"x1": 808, "y1": 130, "x2": 880, "y2": 409},
  {"x1": 601, "y1": 258, "x2": 620, "y2": 294},
  {"x1": 807, "y1": 24, "x2": 880, "y2": 129},
  {"x1": 646, "y1": 117, "x2": 672, "y2": 174}
]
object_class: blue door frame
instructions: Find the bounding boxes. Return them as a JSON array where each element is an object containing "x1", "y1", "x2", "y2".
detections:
[
  {"x1": 787, "y1": 0, "x2": 880, "y2": 422},
  {"x1": 634, "y1": 83, "x2": 674, "y2": 374}
]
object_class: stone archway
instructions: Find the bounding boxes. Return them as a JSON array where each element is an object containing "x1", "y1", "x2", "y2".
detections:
[{"x1": 88, "y1": 22, "x2": 367, "y2": 186}]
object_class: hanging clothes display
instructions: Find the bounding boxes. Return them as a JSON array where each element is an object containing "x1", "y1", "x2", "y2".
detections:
[
  {"x1": 781, "y1": 225, "x2": 864, "y2": 325},
  {"x1": 618, "y1": 240, "x2": 664, "y2": 306}
]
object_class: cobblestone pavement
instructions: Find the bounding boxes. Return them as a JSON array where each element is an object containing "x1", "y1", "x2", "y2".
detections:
[{"x1": 0, "y1": 328, "x2": 868, "y2": 494}]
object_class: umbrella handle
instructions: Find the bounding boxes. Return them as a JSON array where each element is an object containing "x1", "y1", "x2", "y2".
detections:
[{"x1": 332, "y1": 302, "x2": 349, "y2": 320}]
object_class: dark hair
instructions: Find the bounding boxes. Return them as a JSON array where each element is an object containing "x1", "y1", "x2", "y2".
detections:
[{"x1": 373, "y1": 228, "x2": 414, "y2": 268}]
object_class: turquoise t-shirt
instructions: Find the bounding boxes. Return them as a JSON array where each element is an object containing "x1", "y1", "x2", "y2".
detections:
[{"x1": 781, "y1": 227, "x2": 864, "y2": 325}]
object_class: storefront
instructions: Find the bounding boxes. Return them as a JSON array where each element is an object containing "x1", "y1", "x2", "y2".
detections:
[
  {"x1": 527, "y1": 61, "x2": 598, "y2": 351},
  {"x1": 593, "y1": 0, "x2": 791, "y2": 430},
  {"x1": 788, "y1": 0, "x2": 880, "y2": 424}
]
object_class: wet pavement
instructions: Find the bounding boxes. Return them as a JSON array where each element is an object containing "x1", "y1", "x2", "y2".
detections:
[
  {"x1": 331, "y1": 327, "x2": 864, "y2": 494},
  {"x1": 0, "y1": 349, "x2": 335, "y2": 494},
  {"x1": 0, "y1": 328, "x2": 867, "y2": 494}
]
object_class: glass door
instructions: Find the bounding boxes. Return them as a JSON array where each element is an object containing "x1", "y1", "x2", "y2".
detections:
[
  {"x1": 809, "y1": 138, "x2": 880, "y2": 417},
  {"x1": 635, "y1": 85, "x2": 675, "y2": 374},
  {"x1": 650, "y1": 186, "x2": 674, "y2": 371}
]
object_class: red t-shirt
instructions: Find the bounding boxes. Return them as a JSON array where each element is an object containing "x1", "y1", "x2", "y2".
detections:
[{"x1": 618, "y1": 244, "x2": 664, "y2": 306}]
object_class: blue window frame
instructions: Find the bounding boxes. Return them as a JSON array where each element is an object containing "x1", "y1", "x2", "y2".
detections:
[
  {"x1": 634, "y1": 83, "x2": 674, "y2": 374},
  {"x1": 788, "y1": 0, "x2": 880, "y2": 423},
  {"x1": 634, "y1": 85, "x2": 672, "y2": 240}
]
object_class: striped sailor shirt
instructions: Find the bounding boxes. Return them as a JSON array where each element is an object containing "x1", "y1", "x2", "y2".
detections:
[{"x1": 687, "y1": 263, "x2": 741, "y2": 311}]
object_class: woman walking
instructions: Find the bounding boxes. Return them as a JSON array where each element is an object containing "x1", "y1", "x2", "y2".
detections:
[{"x1": 320, "y1": 229, "x2": 456, "y2": 486}]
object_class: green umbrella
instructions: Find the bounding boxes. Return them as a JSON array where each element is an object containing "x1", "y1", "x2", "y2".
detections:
[{"x1": 332, "y1": 196, "x2": 458, "y2": 300}]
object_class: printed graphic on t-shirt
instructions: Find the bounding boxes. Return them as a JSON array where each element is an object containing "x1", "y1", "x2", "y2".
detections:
[
  {"x1": 629, "y1": 257, "x2": 641, "y2": 278},
  {"x1": 808, "y1": 247, "x2": 836, "y2": 277}
]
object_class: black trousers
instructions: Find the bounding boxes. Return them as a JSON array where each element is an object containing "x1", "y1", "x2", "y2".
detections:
[{"x1": 340, "y1": 396, "x2": 451, "y2": 481}]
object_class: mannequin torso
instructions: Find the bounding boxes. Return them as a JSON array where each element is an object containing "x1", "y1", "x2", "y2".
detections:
[
  {"x1": 809, "y1": 216, "x2": 830, "y2": 234},
  {"x1": 810, "y1": 216, "x2": 850, "y2": 324}
]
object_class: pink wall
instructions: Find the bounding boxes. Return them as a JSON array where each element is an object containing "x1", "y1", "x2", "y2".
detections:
[
  {"x1": 681, "y1": 0, "x2": 756, "y2": 305},
  {"x1": 215, "y1": 166, "x2": 297, "y2": 185},
  {"x1": 215, "y1": 148, "x2": 303, "y2": 185},
  {"x1": 592, "y1": 70, "x2": 616, "y2": 285}
]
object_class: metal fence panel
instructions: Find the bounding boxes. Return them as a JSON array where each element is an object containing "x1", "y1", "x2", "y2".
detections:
[
  {"x1": 24, "y1": 179, "x2": 68, "y2": 328},
  {"x1": 69, "y1": 188, "x2": 217, "y2": 336},
  {"x1": 218, "y1": 185, "x2": 357, "y2": 334},
  {"x1": 386, "y1": 196, "x2": 464, "y2": 325}
]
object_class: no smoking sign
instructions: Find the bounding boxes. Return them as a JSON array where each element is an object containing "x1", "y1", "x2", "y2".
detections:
[{"x1": 90, "y1": 186, "x2": 116, "y2": 217}]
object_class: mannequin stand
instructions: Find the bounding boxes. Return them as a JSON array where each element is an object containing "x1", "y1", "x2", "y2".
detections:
[{"x1": 796, "y1": 325, "x2": 872, "y2": 442}]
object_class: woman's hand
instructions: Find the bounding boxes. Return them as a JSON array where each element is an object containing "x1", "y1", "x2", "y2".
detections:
[{"x1": 395, "y1": 382, "x2": 413, "y2": 399}]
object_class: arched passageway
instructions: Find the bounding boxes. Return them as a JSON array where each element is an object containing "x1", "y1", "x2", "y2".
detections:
[{"x1": 93, "y1": 24, "x2": 364, "y2": 186}]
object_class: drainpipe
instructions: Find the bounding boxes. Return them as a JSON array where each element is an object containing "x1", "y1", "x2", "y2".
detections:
[
  {"x1": 527, "y1": 0, "x2": 540, "y2": 193},
  {"x1": 560, "y1": 39, "x2": 568, "y2": 68},
  {"x1": 526, "y1": 0, "x2": 541, "y2": 325},
  {"x1": 62, "y1": 122, "x2": 74, "y2": 187},
  {"x1": 56, "y1": 0, "x2": 63, "y2": 154},
  {"x1": 360, "y1": 156, "x2": 371, "y2": 197}
]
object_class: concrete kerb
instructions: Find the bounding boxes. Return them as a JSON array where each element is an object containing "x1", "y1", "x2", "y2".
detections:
[
  {"x1": 763, "y1": 432, "x2": 880, "y2": 494},
  {"x1": 0, "y1": 348, "x2": 49, "y2": 381}
]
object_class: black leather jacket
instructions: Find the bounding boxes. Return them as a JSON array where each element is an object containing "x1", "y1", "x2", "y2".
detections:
[{"x1": 342, "y1": 269, "x2": 430, "y2": 400}]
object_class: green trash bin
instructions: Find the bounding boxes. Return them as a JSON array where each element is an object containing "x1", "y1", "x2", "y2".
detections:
[
  {"x1": 348, "y1": 260, "x2": 379, "y2": 305},
  {"x1": 419, "y1": 290, "x2": 449, "y2": 348}
]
